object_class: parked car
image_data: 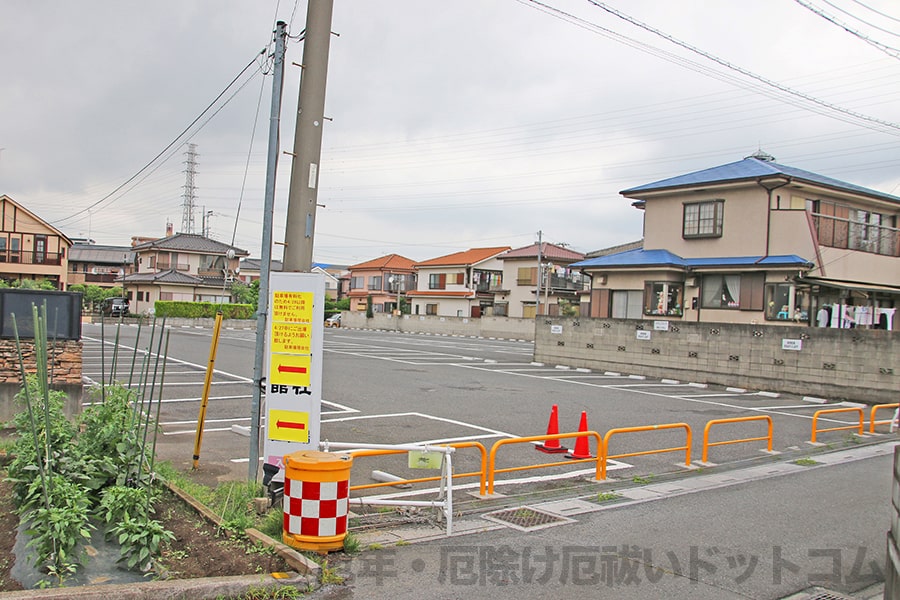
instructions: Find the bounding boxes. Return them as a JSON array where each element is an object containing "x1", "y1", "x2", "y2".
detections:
[
  {"x1": 324, "y1": 313, "x2": 341, "y2": 328},
  {"x1": 100, "y1": 297, "x2": 129, "y2": 317}
]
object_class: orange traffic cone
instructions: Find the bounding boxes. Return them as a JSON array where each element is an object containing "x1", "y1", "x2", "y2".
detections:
[
  {"x1": 566, "y1": 411, "x2": 594, "y2": 460},
  {"x1": 537, "y1": 404, "x2": 569, "y2": 454}
]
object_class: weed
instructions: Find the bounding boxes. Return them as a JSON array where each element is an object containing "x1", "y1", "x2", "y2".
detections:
[
  {"x1": 632, "y1": 474, "x2": 654, "y2": 485},
  {"x1": 368, "y1": 542, "x2": 384, "y2": 551},
  {"x1": 794, "y1": 458, "x2": 819, "y2": 466},
  {"x1": 320, "y1": 560, "x2": 345, "y2": 585},
  {"x1": 596, "y1": 491, "x2": 620, "y2": 503},
  {"x1": 395, "y1": 539, "x2": 410, "y2": 547},
  {"x1": 342, "y1": 532, "x2": 361, "y2": 554}
]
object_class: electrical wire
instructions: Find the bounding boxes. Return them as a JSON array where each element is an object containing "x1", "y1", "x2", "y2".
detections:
[
  {"x1": 817, "y1": 0, "x2": 900, "y2": 38},
  {"x1": 792, "y1": 0, "x2": 900, "y2": 58},
  {"x1": 51, "y1": 51, "x2": 267, "y2": 227}
]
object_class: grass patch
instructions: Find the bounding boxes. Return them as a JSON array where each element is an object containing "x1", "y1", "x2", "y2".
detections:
[
  {"x1": 794, "y1": 458, "x2": 819, "y2": 466},
  {"x1": 631, "y1": 474, "x2": 655, "y2": 485},
  {"x1": 595, "y1": 491, "x2": 621, "y2": 503}
]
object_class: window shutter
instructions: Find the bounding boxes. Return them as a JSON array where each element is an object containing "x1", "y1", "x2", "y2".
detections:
[
  {"x1": 591, "y1": 289, "x2": 610, "y2": 318},
  {"x1": 740, "y1": 273, "x2": 766, "y2": 311},
  {"x1": 457, "y1": 273, "x2": 465, "y2": 285},
  {"x1": 439, "y1": 274, "x2": 446, "y2": 289}
]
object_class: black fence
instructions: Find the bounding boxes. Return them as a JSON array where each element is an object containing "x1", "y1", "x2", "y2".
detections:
[{"x1": 0, "y1": 289, "x2": 83, "y2": 340}]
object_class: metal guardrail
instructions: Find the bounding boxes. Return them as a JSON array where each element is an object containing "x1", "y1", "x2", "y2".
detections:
[
  {"x1": 811, "y1": 407, "x2": 864, "y2": 443},
  {"x1": 601, "y1": 423, "x2": 692, "y2": 480},
  {"x1": 487, "y1": 432, "x2": 603, "y2": 495},
  {"x1": 701, "y1": 416, "x2": 773, "y2": 463},
  {"x1": 870, "y1": 403, "x2": 900, "y2": 433}
]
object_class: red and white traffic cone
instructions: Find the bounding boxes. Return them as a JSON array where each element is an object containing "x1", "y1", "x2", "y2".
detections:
[
  {"x1": 566, "y1": 411, "x2": 594, "y2": 460},
  {"x1": 536, "y1": 404, "x2": 569, "y2": 454}
]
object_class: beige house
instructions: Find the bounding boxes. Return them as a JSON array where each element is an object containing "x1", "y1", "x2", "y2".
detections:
[
  {"x1": 346, "y1": 254, "x2": 416, "y2": 313},
  {"x1": 123, "y1": 231, "x2": 248, "y2": 314},
  {"x1": 68, "y1": 244, "x2": 134, "y2": 291},
  {"x1": 0, "y1": 195, "x2": 72, "y2": 289},
  {"x1": 572, "y1": 154, "x2": 899, "y2": 328},
  {"x1": 496, "y1": 242, "x2": 586, "y2": 318},
  {"x1": 408, "y1": 247, "x2": 510, "y2": 317}
]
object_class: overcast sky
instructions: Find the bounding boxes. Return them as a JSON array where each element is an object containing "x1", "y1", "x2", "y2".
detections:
[{"x1": 2, "y1": 1, "x2": 899, "y2": 266}]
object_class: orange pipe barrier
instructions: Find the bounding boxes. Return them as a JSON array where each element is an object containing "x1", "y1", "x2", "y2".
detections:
[
  {"x1": 347, "y1": 441, "x2": 488, "y2": 496},
  {"x1": 811, "y1": 407, "x2": 864, "y2": 443},
  {"x1": 486, "y1": 432, "x2": 603, "y2": 495},
  {"x1": 869, "y1": 403, "x2": 900, "y2": 433},
  {"x1": 701, "y1": 416, "x2": 773, "y2": 463},
  {"x1": 602, "y1": 423, "x2": 692, "y2": 480}
]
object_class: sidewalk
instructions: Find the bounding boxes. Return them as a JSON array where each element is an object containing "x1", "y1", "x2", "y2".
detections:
[{"x1": 322, "y1": 440, "x2": 897, "y2": 599}]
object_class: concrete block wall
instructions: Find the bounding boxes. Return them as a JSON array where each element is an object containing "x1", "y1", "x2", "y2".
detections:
[
  {"x1": 534, "y1": 317, "x2": 898, "y2": 404},
  {"x1": 341, "y1": 312, "x2": 535, "y2": 340}
]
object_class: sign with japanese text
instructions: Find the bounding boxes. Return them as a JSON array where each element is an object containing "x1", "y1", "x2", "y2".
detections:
[{"x1": 263, "y1": 273, "x2": 325, "y2": 468}]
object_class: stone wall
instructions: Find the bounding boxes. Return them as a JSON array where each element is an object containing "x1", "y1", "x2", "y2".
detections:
[
  {"x1": 341, "y1": 312, "x2": 536, "y2": 340},
  {"x1": 534, "y1": 316, "x2": 898, "y2": 404},
  {"x1": 0, "y1": 339, "x2": 83, "y2": 385}
]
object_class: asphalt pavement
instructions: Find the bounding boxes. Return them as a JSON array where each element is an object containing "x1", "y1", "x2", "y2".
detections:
[{"x1": 315, "y1": 440, "x2": 895, "y2": 600}]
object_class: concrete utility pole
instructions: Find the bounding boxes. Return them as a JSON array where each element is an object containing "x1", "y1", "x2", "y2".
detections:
[
  {"x1": 248, "y1": 21, "x2": 287, "y2": 483},
  {"x1": 535, "y1": 231, "x2": 543, "y2": 316},
  {"x1": 283, "y1": 0, "x2": 335, "y2": 271}
]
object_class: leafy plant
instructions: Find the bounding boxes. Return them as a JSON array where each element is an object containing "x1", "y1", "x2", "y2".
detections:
[{"x1": 109, "y1": 515, "x2": 175, "y2": 571}]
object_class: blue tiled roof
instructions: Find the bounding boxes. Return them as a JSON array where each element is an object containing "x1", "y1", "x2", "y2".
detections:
[
  {"x1": 622, "y1": 158, "x2": 900, "y2": 204},
  {"x1": 571, "y1": 248, "x2": 812, "y2": 269}
]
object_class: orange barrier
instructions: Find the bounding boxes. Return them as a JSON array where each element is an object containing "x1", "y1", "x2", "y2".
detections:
[
  {"x1": 869, "y1": 403, "x2": 900, "y2": 433},
  {"x1": 347, "y1": 441, "x2": 487, "y2": 496},
  {"x1": 486, "y1": 431, "x2": 603, "y2": 495},
  {"x1": 811, "y1": 407, "x2": 864, "y2": 443},
  {"x1": 701, "y1": 416, "x2": 773, "y2": 463},
  {"x1": 602, "y1": 423, "x2": 692, "y2": 480}
]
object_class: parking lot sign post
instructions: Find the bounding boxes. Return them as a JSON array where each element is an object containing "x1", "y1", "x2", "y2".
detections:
[{"x1": 263, "y1": 273, "x2": 325, "y2": 471}]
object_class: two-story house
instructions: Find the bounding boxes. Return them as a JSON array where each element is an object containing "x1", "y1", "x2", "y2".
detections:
[
  {"x1": 572, "y1": 153, "x2": 899, "y2": 329},
  {"x1": 495, "y1": 242, "x2": 586, "y2": 318},
  {"x1": 238, "y1": 259, "x2": 345, "y2": 300},
  {"x1": 408, "y1": 247, "x2": 510, "y2": 317},
  {"x1": 0, "y1": 195, "x2": 72, "y2": 289},
  {"x1": 123, "y1": 229, "x2": 248, "y2": 314},
  {"x1": 346, "y1": 254, "x2": 416, "y2": 313},
  {"x1": 68, "y1": 243, "x2": 134, "y2": 291}
]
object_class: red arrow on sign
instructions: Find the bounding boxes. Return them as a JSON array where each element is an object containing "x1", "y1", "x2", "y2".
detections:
[
  {"x1": 277, "y1": 420, "x2": 306, "y2": 430},
  {"x1": 277, "y1": 365, "x2": 308, "y2": 374}
]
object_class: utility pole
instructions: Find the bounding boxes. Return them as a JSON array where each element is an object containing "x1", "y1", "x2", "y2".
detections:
[
  {"x1": 535, "y1": 231, "x2": 543, "y2": 316},
  {"x1": 248, "y1": 21, "x2": 287, "y2": 483},
  {"x1": 283, "y1": 0, "x2": 334, "y2": 272}
]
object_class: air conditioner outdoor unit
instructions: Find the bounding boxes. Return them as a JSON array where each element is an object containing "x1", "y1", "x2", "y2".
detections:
[{"x1": 685, "y1": 277, "x2": 698, "y2": 287}]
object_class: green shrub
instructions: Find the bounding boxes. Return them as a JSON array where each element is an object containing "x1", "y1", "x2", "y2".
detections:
[{"x1": 153, "y1": 301, "x2": 253, "y2": 320}]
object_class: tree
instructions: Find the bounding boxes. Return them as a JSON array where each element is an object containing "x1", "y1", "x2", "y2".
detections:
[
  {"x1": 229, "y1": 279, "x2": 259, "y2": 312},
  {"x1": 366, "y1": 295, "x2": 374, "y2": 319}
]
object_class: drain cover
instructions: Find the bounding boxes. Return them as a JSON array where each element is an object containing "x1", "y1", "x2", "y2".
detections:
[
  {"x1": 806, "y1": 593, "x2": 851, "y2": 600},
  {"x1": 482, "y1": 506, "x2": 574, "y2": 532}
]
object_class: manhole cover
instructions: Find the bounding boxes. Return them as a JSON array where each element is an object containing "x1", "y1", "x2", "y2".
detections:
[
  {"x1": 806, "y1": 593, "x2": 851, "y2": 600},
  {"x1": 482, "y1": 506, "x2": 574, "y2": 532}
]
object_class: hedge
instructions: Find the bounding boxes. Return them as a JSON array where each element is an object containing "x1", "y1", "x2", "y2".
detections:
[{"x1": 153, "y1": 301, "x2": 254, "y2": 320}]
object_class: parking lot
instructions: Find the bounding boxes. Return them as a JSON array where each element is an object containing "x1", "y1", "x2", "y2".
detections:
[{"x1": 80, "y1": 321, "x2": 882, "y2": 493}]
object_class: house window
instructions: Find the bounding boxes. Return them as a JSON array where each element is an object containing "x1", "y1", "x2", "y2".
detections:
[
  {"x1": 517, "y1": 267, "x2": 537, "y2": 285},
  {"x1": 643, "y1": 282, "x2": 683, "y2": 316},
  {"x1": 368, "y1": 275, "x2": 382, "y2": 291},
  {"x1": 765, "y1": 284, "x2": 810, "y2": 322},
  {"x1": 429, "y1": 273, "x2": 446, "y2": 290},
  {"x1": 611, "y1": 290, "x2": 643, "y2": 319},
  {"x1": 683, "y1": 200, "x2": 724, "y2": 238},
  {"x1": 350, "y1": 276, "x2": 364, "y2": 290},
  {"x1": 701, "y1": 273, "x2": 765, "y2": 310},
  {"x1": 425, "y1": 303, "x2": 438, "y2": 315}
]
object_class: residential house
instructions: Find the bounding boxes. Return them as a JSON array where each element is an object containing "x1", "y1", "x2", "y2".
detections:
[
  {"x1": 68, "y1": 243, "x2": 134, "y2": 291},
  {"x1": 0, "y1": 195, "x2": 72, "y2": 289},
  {"x1": 346, "y1": 254, "x2": 416, "y2": 313},
  {"x1": 496, "y1": 242, "x2": 586, "y2": 318},
  {"x1": 571, "y1": 153, "x2": 899, "y2": 328},
  {"x1": 123, "y1": 230, "x2": 248, "y2": 314},
  {"x1": 408, "y1": 247, "x2": 510, "y2": 317}
]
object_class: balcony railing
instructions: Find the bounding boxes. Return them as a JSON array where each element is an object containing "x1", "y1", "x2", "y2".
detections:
[
  {"x1": 156, "y1": 262, "x2": 192, "y2": 271},
  {"x1": 812, "y1": 213, "x2": 900, "y2": 257},
  {"x1": 0, "y1": 250, "x2": 63, "y2": 266}
]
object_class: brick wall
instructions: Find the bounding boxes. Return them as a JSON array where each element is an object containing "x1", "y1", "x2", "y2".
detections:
[{"x1": 534, "y1": 317, "x2": 897, "y2": 404}]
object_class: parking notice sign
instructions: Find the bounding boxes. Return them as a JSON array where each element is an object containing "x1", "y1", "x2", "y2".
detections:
[{"x1": 263, "y1": 273, "x2": 325, "y2": 468}]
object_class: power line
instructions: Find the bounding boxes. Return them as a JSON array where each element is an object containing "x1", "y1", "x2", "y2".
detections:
[
  {"x1": 52, "y1": 51, "x2": 266, "y2": 227},
  {"x1": 579, "y1": 0, "x2": 900, "y2": 134},
  {"x1": 792, "y1": 0, "x2": 900, "y2": 58}
]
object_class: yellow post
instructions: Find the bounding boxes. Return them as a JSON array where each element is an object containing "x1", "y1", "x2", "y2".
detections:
[{"x1": 192, "y1": 311, "x2": 224, "y2": 469}]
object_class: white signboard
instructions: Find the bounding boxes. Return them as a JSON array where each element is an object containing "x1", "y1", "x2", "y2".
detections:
[
  {"x1": 636, "y1": 330, "x2": 652, "y2": 340},
  {"x1": 653, "y1": 320, "x2": 670, "y2": 331},
  {"x1": 782, "y1": 339, "x2": 802, "y2": 351},
  {"x1": 550, "y1": 325, "x2": 563, "y2": 334},
  {"x1": 263, "y1": 272, "x2": 325, "y2": 470}
]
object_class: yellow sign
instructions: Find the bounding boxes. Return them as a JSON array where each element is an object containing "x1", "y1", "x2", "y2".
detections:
[
  {"x1": 408, "y1": 450, "x2": 444, "y2": 469},
  {"x1": 269, "y1": 354, "x2": 312, "y2": 387},
  {"x1": 271, "y1": 291, "x2": 313, "y2": 323},
  {"x1": 268, "y1": 409, "x2": 310, "y2": 443},
  {"x1": 270, "y1": 322, "x2": 312, "y2": 354}
]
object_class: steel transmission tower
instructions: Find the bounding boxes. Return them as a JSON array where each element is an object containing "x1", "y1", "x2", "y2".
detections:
[{"x1": 181, "y1": 143, "x2": 199, "y2": 234}]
